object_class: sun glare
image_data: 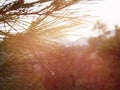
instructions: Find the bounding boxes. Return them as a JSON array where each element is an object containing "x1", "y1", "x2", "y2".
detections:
[
  {"x1": 93, "y1": 0, "x2": 120, "y2": 25},
  {"x1": 68, "y1": 0, "x2": 120, "y2": 41}
]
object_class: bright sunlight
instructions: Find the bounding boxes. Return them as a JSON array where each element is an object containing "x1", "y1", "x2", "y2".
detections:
[
  {"x1": 93, "y1": 0, "x2": 120, "y2": 25},
  {"x1": 1, "y1": 0, "x2": 120, "y2": 90},
  {"x1": 68, "y1": 0, "x2": 120, "y2": 41}
]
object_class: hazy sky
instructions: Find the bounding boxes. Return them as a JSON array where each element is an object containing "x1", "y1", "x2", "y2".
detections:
[
  {"x1": 88, "y1": 0, "x2": 120, "y2": 36},
  {"x1": 68, "y1": 0, "x2": 120, "y2": 41},
  {"x1": 93, "y1": 0, "x2": 120, "y2": 25}
]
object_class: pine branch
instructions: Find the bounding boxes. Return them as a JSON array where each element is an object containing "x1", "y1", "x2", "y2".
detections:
[{"x1": 0, "y1": 30, "x2": 12, "y2": 37}]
